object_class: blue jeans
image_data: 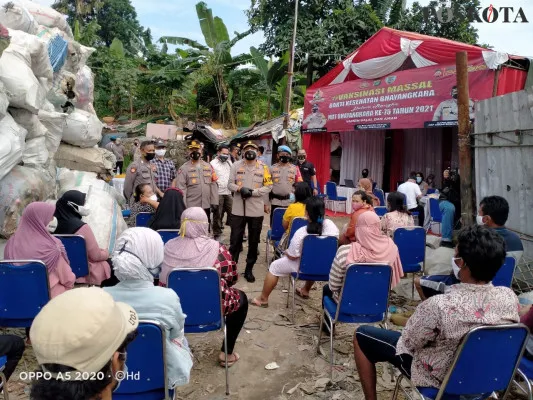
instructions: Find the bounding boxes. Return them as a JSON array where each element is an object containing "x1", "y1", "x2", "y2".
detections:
[{"x1": 439, "y1": 200, "x2": 455, "y2": 241}]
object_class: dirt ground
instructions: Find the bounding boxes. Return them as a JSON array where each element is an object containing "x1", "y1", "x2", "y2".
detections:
[{"x1": 5, "y1": 215, "x2": 420, "y2": 399}]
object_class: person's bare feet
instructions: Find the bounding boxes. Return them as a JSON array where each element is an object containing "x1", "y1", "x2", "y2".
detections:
[
  {"x1": 296, "y1": 287, "x2": 310, "y2": 298},
  {"x1": 219, "y1": 352, "x2": 240, "y2": 367},
  {"x1": 251, "y1": 297, "x2": 268, "y2": 308}
]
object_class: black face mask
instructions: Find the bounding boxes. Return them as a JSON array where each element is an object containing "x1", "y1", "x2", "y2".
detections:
[
  {"x1": 298, "y1": 156, "x2": 306, "y2": 163},
  {"x1": 144, "y1": 152, "x2": 155, "y2": 161},
  {"x1": 280, "y1": 156, "x2": 290, "y2": 164},
  {"x1": 219, "y1": 155, "x2": 229, "y2": 162},
  {"x1": 245, "y1": 150, "x2": 257, "y2": 160},
  {"x1": 191, "y1": 152, "x2": 201, "y2": 161}
]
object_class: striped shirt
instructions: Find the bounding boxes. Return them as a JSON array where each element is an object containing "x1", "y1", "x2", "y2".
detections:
[{"x1": 328, "y1": 245, "x2": 351, "y2": 299}]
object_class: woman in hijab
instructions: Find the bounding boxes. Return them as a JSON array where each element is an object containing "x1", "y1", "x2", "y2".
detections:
[
  {"x1": 161, "y1": 207, "x2": 247, "y2": 368},
  {"x1": 148, "y1": 188, "x2": 186, "y2": 231},
  {"x1": 357, "y1": 178, "x2": 380, "y2": 207},
  {"x1": 327, "y1": 211, "x2": 403, "y2": 302},
  {"x1": 54, "y1": 190, "x2": 111, "y2": 285},
  {"x1": 340, "y1": 190, "x2": 375, "y2": 245},
  {"x1": 4, "y1": 202, "x2": 76, "y2": 298},
  {"x1": 104, "y1": 227, "x2": 193, "y2": 389}
]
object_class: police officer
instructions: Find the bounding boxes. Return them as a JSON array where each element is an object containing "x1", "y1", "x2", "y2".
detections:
[
  {"x1": 124, "y1": 140, "x2": 163, "y2": 205},
  {"x1": 228, "y1": 141, "x2": 272, "y2": 282},
  {"x1": 175, "y1": 141, "x2": 219, "y2": 228},
  {"x1": 268, "y1": 145, "x2": 303, "y2": 224}
]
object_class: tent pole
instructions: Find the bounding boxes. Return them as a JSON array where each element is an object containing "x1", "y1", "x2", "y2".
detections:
[
  {"x1": 282, "y1": 0, "x2": 299, "y2": 143},
  {"x1": 492, "y1": 66, "x2": 501, "y2": 97},
  {"x1": 456, "y1": 51, "x2": 474, "y2": 227}
]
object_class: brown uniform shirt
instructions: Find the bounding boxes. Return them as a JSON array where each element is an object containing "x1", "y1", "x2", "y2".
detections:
[
  {"x1": 124, "y1": 158, "x2": 158, "y2": 204},
  {"x1": 270, "y1": 163, "x2": 303, "y2": 206},
  {"x1": 228, "y1": 160, "x2": 272, "y2": 217},
  {"x1": 176, "y1": 160, "x2": 218, "y2": 209}
]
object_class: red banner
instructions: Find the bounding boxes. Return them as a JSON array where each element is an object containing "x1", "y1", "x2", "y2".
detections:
[{"x1": 302, "y1": 60, "x2": 494, "y2": 132}]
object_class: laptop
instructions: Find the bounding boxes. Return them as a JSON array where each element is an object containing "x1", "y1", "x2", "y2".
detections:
[{"x1": 344, "y1": 179, "x2": 356, "y2": 188}]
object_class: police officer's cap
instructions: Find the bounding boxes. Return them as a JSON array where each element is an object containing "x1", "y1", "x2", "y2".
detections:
[
  {"x1": 155, "y1": 140, "x2": 166, "y2": 148},
  {"x1": 242, "y1": 141, "x2": 258, "y2": 151},
  {"x1": 188, "y1": 140, "x2": 202, "y2": 150}
]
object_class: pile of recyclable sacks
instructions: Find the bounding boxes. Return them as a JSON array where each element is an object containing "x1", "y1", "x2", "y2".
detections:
[{"x1": 0, "y1": 1, "x2": 125, "y2": 251}]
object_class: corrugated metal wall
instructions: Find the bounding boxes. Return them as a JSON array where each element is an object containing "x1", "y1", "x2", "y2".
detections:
[{"x1": 474, "y1": 88, "x2": 533, "y2": 259}]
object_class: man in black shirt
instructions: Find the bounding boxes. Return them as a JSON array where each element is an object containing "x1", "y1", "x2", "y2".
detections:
[{"x1": 296, "y1": 149, "x2": 318, "y2": 195}]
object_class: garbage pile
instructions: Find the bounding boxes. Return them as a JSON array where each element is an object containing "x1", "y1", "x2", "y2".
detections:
[{"x1": 0, "y1": 1, "x2": 125, "y2": 244}]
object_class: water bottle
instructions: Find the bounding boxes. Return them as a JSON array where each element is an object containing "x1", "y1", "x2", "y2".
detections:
[{"x1": 412, "y1": 212, "x2": 419, "y2": 226}]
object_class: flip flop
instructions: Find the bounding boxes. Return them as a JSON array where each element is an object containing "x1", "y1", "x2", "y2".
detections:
[
  {"x1": 295, "y1": 288, "x2": 310, "y2": 299},
  {"x1": 219, "y1": 352, "x2": 240, "y2": 368},
  {"x1": 251, "y1": 297, "x2": 269, "y2": 308}
]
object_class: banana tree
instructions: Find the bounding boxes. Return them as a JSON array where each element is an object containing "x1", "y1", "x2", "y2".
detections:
[{"x1": 159, "y1": 2, "x2": 250, "y2": 129}]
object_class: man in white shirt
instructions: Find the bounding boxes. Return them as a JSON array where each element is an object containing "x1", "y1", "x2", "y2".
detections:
[
  {"x1": 398, "y1": 171, "x2": 424, "y2": 227},
  {"x1": 210, "y1": 144, "x2": 233, "y2": 241}
]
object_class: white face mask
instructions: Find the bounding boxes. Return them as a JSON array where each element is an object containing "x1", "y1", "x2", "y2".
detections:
[
  {"x1": 416, "y1": 177, "x2": 422, "y2": 184},
  {"x1": 476, "y1": 215, "x2": 485, "y2": 226},
  {"x1": 155, "y1": 149, "x2": 166, "y2": 157},
  {"x1": 68, "y1": 201, "x2": 91, "y2": 217},
  {"x1": 149, "y1": 194, "x2": 158, "y2": 202},
  {"x1": 47, "y1": 217, "x2": 58, "y2": 233},
  {"x1": 451, "y1": 257, "x2": 462, "y2": 280},
  {"x1": 289, "y1": 193, "x2": 295, "y2": 203}
]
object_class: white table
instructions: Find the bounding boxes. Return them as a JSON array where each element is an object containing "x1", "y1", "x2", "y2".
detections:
[{"x1": 324, "y1": 185, "x2": 355, "y2": 214}]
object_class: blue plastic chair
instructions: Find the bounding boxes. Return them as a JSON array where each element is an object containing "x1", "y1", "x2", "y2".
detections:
[
  {"x1": 0, "y1": 355, "x2": 7, "y2": 400},
  {"x1": 167, "y1": 268, "x2": 229, "y2": 395},
  {"x1": 113, "y1": 320, "x2": 171, "y2": 400},
  {"x1": 136, "y1": 212, "x2": 153, "y2": 227},
  {"x1": 427, "y1": 188, "x2": 437, "y2": 195},
  {"x1": 428, "y1": 198, "x2": 443, "y2": 233},
  {"x1": 514, "y1": 357, "x2": 533, "y2": 400},
  {"x1": 157, "y1": 229, "x2": 180, "y2": 244},
  {"x1": 393, "y1": 227, "x2": 426, "y2": 298},
  {"x1": 325, "y1": 181, "x2": 347, "y2": 215},
  {"x1": 393, "y1": 323, "x2": 529, "y2": 400},
  {"x1": 54, "y1": 234, "x2": 90, "y2": 282},
  {"x1": 373, "y1": 188, "x2": 385, "y2": 206},
  {"x1": 0, "y1": 260, "x2": 50, "y2": 328},
  {"x1": 318, "y1": 263, "x2": 392, "y2": 379},
  {"x1": 316, "y1": 182, "x2": 327, "y2": 199},
  {"x1": 492, "y1": 256, "x2": 516, "y2": 288},
  {"x1": 375, "y1": 206, "x2": 387, "y2": 217},
  {"x1": 266, "y1": 207, "x2": 287, "y2": 262},
  {"x1": 288, "y1": 217, "x2": 308, "y2": 246},
  {"x1": 287, "y1": 235, "x2": 338, "y2": 323}
]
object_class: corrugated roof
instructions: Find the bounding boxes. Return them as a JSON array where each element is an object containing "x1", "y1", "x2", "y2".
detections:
[{"x1": 233, "y1": 115, "x2": 285, "y2": 141}]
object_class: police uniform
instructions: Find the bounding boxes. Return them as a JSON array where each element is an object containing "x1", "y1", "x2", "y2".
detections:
[
  {"x1": 228, "y1": 141, "x2": 272, "y2": 282},
  {"x1": 176, "y1": 141, "x2": 219, "y2": 227},
  {"x1": 123, "y1": 158, "x2": 158, "y2": 205},
  {"x1": 269, "y1": 159, "x2": 302, "y2": 224}
]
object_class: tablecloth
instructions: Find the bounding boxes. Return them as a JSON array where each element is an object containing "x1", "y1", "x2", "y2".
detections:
[{"x1": 324, "y1": 185, "x2": 355, "y2": 214}]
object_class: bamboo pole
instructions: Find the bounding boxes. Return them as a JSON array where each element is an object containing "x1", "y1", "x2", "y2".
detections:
[
  {"x1": 456, "y1": 51, "x2": 474, "y2": 226},
  {"x1": 282, "y1": 0, "x2": 299, "y2": 140}
]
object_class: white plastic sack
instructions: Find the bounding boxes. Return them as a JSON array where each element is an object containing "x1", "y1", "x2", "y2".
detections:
[
  {"x1": 74, "y1": 66, "x2": 95, "y2": 113},
  {"x1": 0, "y1": 81, "x2": 8, "y2": 119},
  {"x1": 0, "y1": 113, "x2": 27, "y2": 181},
  {"x1": 0, "y1": 1, "x2": 38, "y2": 34},
  {"x1": 10, "y1": 108, "x2": 47, "y2": 139},
  {"x1": 17, "y1": 0, "x2": 73, "y2": 38},
  {"x1": 0, "y1": 44, "x2": 46, "y2": 113},
  {"x1": 23, "y1": 136, "x2": 49, "y2": 166},
  {"x1": 425, "y1": 246, "x2": 455, "y2": 275},
  {"x1": 54, "y1": 143, "x2": 115, "y2": 175},
  {"x1": 7, "y1": 28, "x2": 52, "y2": 80},
  {"x1": 38, "y1": 109, "x2": 67, "y2": 154},
  {"x1": 61, "y1": 109, "x2": 103, "y2": 147},
  {"x1": 64, "y1": 41, "x2": 95, "y2": 72},
  {"x1": 47, "y1": 69, "x2": 76, "y2": 110}
]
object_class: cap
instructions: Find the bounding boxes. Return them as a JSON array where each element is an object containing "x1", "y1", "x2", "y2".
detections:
[
  {"x1": 155, "y1": 140, "x2": 166, "y2": 148},
  {"x1": 110, "y1": 136, "x2": 117, "y2": 141},
  {"x1": 278, "y1": 145, "x2": 292, "y2": 155},
  {"x1": 30, "y1": 287, "x2": 139, "y2": 374},
  {"x1": 242, "y1": 141, "x2": 258, "y2": 150},
  {"x1": 188, "y1": 140, "x2": 201, "y2": 150}
]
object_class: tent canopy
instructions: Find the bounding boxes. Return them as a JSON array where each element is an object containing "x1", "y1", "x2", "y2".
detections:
[{"x1": 311, "y1": 27, "x2": 515, "y2": 89}]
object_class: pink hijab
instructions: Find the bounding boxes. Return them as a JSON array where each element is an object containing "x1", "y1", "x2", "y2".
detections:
[
  {"x1": 346, "y1": 211, "x2": 404, "y2": 288},
  {"x1": 160, "y1": 207, "x2": 220, "y2": 284},
  {"x1": 5, "y1": 202, "x2": 68, "y2": 271}
]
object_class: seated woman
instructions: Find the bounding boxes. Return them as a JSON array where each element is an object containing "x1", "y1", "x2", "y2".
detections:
[
  {"x1": 282, "y1": 182, "x2": 312, "y2": 232},
  {"x1": 339, "y1": 190, "x2": 374, "y2": 245},
  {"x1": 104, "y1": 227, "x2": 193, "y2": 388},
  {"x1": 380, "y1": 191, "x2": 415, "y2": 238},
  {"x1": 54, "y1": 190, "x2": 111, "y2": 285},
  {"x1": 416, "y1": 172, "x2": 429, "y2": 196},
  {"x1": 149, "y1": 188, "x2": 186, "y2": 231},
  {"x1": 358, "y1": 178, "x2": 380, "y2": 207},
  {"x1": 4, "y1": 202, "x2": 75, "y2": 298},
  {"x1": 252, "y1": 197, "x2": 339, "y2": 306},
  {"x1": 426, "y1": 173, "x2": 436, "y2": 189},
  {"x1": 160, "y1": 208, "x2": 247, "y2": 368},
  {"x1": 326, "y1": 211, "x2": 403, "y2": 302},
  {"x1": 353, "y1": 225, "x2": 519, "y2": 400},
  {"x1": 128, "y1": 183, "x2": 159, "y2": 227}
]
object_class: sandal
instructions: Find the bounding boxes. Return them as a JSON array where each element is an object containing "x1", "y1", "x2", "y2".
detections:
[
  {"x1": 251, "y1": 298, "x2": 269, "y2": 308},
  {"x1": 295, "y1": 288, "x2": 310, "y2": 299},
  {"x1": 219, "y1": 352, "x2": 240, "y2": 367}
]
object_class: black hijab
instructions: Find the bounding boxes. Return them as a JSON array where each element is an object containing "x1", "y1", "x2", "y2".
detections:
[
  {"x1": 54, "y1": 190, "x2": 87, "y2": 234},
  {"x1": 148, "y1": 188, "x2": 186, "y2": 231}
]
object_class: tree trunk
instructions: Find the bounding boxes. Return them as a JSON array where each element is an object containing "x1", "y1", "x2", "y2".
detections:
[
  {"x1": 307, "y1": 55, "x2": 313, "y2": 88},
  {"x1": 266, "y1": 89, "x2": 271, "y2": 120}
]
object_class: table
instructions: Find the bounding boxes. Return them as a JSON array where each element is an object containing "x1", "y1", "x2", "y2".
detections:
[{"x1": 324, "y1": 185, "x2": 355, "y2": 214}]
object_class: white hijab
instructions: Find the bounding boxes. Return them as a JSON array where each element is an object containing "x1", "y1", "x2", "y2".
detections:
[{"x1": 112, "y1": 227, "x2": 164, "y2": 282}]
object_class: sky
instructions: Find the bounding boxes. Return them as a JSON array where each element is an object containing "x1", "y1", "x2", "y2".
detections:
[{"x1": 35, "y1": 0, "x2": 532, "y2": 57}]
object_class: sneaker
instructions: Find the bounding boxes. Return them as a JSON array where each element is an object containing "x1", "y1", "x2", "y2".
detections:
[{"x1": 243, "y1": 234, "x2": 248, "y2": 242}]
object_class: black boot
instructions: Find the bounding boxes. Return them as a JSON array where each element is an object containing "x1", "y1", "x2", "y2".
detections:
[{"x1": 244, "y1": 265, "x2": 255, "y2": 283}]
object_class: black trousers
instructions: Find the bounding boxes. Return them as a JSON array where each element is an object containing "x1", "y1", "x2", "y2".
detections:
[
  {"x1": 222, "y1": 291, "x2": 248, "y2": 354},
  {"x1": 229, "y1": 215, "x2": 264, "y2": 268},
  {"x1": 115, "y1": 161, "x2": 124, "y2": 174},
  {"x1": 204, "y1": 208, "x2": 211, "y2": 233},
  {"x1": 408, "y1": 205, "x2": 425, "y2": 227},
  {"x1": 213, "y1": 195, "x2": 232, "y2": 237},
  {"x1": 0, "y1": 335, "x2": 25, "y2": 381}
]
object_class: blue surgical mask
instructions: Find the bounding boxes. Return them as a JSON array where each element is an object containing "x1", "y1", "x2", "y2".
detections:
[
  {"x1": 113, "y1": 355, "x2": 128, "y2": 392},
  {"x1": 416, "y1": 177, "x2": 422, "y2": 184},
  {"x1": 289, "y1": 193, "x2": 295, "y2": 203}
]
